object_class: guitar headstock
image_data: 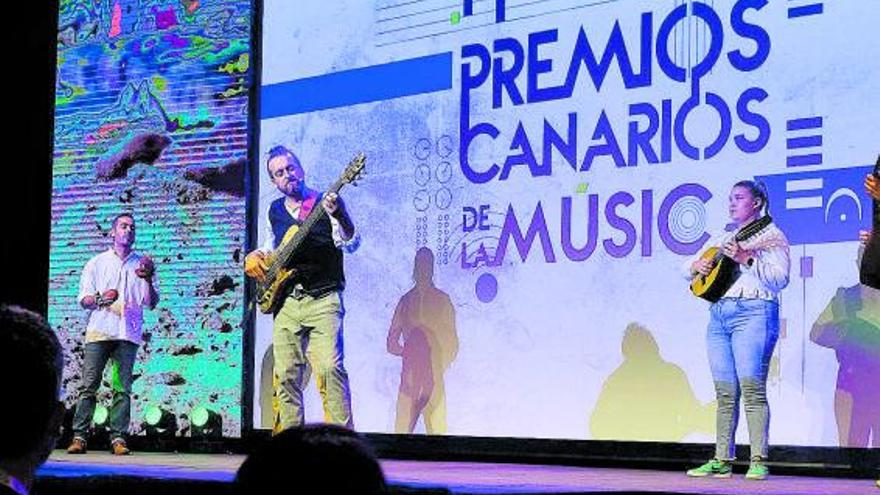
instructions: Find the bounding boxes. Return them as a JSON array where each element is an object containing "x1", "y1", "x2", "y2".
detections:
[{"x1": 342, "y1": 152, "x2": 366, "y2": 185}]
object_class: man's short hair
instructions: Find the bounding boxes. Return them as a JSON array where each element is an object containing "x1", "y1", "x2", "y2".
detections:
[
  {"x1": 265, "y1": 145, "x2": 300, "y2": 177},
  {"x1": 0, "y1": 305, "x2": 63, "y2": 459},
  {"x1": 111, "y1": 212, "x2": 134, "y2": 229},
  {"x1": 235, "y1": 424, "x2": 386, "y2": 494}
]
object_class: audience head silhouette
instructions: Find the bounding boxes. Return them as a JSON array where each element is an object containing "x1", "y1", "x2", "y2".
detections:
[
  {"x1": 235, "y1": 424, "x2": 386, "y2": 494},
  {"x1": 0, "y1": 305, "x2": 64, "y2": 491}
]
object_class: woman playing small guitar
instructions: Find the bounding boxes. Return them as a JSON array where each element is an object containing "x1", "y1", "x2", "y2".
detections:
[{"x1": 684, "y1": 180, "x2": 790, "y2": 481}]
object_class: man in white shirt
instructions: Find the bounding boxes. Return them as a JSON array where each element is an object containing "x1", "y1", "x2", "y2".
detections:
[{"x1": 67, "y1": 213, "x2": 159, "y2": 455}]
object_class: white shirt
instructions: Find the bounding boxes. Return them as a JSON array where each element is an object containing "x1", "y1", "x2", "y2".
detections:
[
  {"x1": 78, "y1": 249, "x2": 158, "y2": 345},
  {"x1": 683, "y1": 222, "x2": 791, "y2": 301},
  {"x1": 260, "y1": 198, "x2": 361, "y2": 254}
]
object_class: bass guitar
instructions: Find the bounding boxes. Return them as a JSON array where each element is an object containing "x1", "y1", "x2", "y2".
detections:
[{"x1": 255, "y1": 152, "x2": 365, "y2": 314}]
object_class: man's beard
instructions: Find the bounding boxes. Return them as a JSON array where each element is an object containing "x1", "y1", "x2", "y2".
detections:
[
  {"x1": 287, "y1": 181, "x2": 304, "y2": 199},
  {"x1": 116, "y1": 234, "x2": 134, "y2": 247}
]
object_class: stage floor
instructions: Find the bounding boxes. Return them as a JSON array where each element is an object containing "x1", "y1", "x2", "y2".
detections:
[{"x1": 39, "y1": 451, "x2": 875, "y2": 495}]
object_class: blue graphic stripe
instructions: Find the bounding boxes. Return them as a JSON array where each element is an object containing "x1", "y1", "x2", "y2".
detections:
[
  {"x1": 261, "y1": 52, "x2": 453, "y2": 119},
  {"x1": 786, "y1": 136, "x2": 822, "y2": 149},
  {"x1": 786, "y1": 117, "x2": 823, "y2": 131},
  {"x1": 787, "y1": 153, "x2": 823, "y2": 167},
  {"x1": 757, "y1": 166, "x2": 872, "y2": 246},
  {"x1": 788, "y1": 4, "x2": 823, "y2": 18}
]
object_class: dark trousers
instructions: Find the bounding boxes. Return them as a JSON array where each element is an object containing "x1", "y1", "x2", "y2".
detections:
[
  {"x1": 72, "y1": 340, "x2": 138, "y2": 441},
  {"x1": 861, "y1": 236, "x2": 880, "y2": 289}
]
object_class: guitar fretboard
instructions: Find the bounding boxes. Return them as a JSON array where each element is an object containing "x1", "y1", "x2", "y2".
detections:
[{"x1": 265, "y1": 176, "x2": 347, "y2": 282}]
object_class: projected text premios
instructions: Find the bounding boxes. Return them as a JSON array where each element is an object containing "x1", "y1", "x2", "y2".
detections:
[
  {"x1": 457, "y1": 0, "x2": 772, "y2": 267},
  {"x1": 459, "y1": 0, "x2": 771, "y2": 184}
]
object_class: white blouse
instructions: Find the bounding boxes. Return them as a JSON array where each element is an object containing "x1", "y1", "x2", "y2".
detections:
[{"x1": 683, "y1": 222, "x2": 791, "y2": 302}]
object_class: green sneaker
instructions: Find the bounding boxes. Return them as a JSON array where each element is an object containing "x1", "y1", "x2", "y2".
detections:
[
  {"x1": 687, "y1": 459, "x2": 733, "y2": 478},
  {"x1": 745, "y1": 458, "x2": 769, "y2": 480}
]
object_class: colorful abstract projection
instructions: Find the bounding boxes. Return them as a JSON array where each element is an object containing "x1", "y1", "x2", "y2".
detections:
[{"x1": 51, "y1": 0, "x2": 252, "y2": 437}]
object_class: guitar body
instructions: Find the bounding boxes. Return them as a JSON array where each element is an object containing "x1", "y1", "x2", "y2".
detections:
[
  {"x1": 689, "y1": 215, "x2": 773, "y2": 302},
  {"x1": 256, "y1": 266, "x2": 296, "y2": 314},
  {"x1": 256, "y1": 225, "x2": 300, "y2": 314},
  {"x1": 250, "y1": 152, "x2": 366, "y2": 315},
  {"x1": 689, "y1": 247, "x2": 737, "y2": 302}
]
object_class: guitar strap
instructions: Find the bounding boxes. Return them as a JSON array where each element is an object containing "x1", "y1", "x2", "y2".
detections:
[{"x1": 299, "y1": 193, "x2": 319, "y2": 221}]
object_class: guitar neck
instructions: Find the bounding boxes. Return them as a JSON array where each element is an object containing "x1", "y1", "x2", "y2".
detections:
[
  {"x1": 734, "y1": 215, "x2": 772, "y2": 242},
  {"x1": 708, "y1": 216, "x2": 772, "y2": 265},
  {"x1": 272, "y1": 177, "x2": 348, "y2": 269}
]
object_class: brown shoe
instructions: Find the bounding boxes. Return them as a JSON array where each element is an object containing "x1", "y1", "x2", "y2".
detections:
[
  {"x1": 111, "y1": 439, "x2": 130, "y2": 456},
  {"x1": 66, "y1": 437, "x2": 87, "y2": 454}
]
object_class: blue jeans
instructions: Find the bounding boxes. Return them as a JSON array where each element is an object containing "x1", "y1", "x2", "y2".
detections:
[
  {"x1": 72, "y1": 340, "x2": 138, "y2": 441},
  {"x1": 706, "y1": 298, "x2": 780, "y2": 460}
]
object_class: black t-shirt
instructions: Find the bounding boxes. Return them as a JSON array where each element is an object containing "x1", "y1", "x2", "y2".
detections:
[{"x1": 861, "y1": 157, "x2": 880, "y2": 289}]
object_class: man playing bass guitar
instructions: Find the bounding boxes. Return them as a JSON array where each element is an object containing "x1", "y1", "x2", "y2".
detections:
[{"x1": 245, "y1": 145, "x2": 360, "y2": 433}]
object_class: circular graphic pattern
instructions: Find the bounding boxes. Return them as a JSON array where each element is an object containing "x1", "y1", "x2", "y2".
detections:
[
  {"x1": 435, "y1": 187, "x2": 452, "y2": 210},
  {"x1": 667, "y1": 195, "x2": 707, "y2": 244},
  {"x1": 475, "y1": 273, "x2": 498, "y2": 303},
  {"x1": 435, "y1": 161, "x2": 452, "y2": 183},
  {"x1": 436, "y1": 135, "x2": 454, "y2": 158},
  {"x1": 413, "y1": 189, "x2": 430, "y2": 212},
  {"x1": 414, "y1": 163, "x2": 431, "y2": 186},
  {"x1": 413, "y1": 138, "x2": 431, "y2": 160}
]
